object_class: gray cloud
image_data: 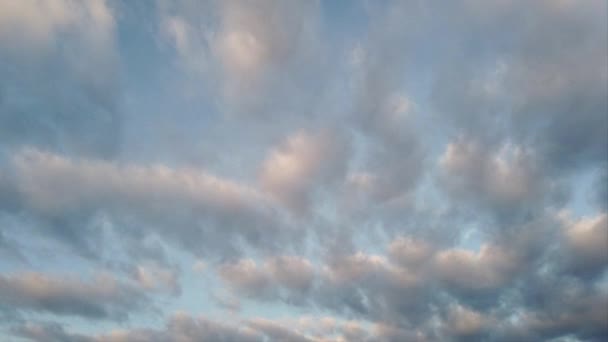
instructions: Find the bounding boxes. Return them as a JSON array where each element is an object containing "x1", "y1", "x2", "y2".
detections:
[
  {"x1": 12, "y1": 321, "x2": 93, "y2": 342},
  {"x1": 1, "y1": 147, "x2": 287, "y2": 259},
  {"x1": 559, "y1": 213, "x2": 608, "y2": 278},
  {"x1": 10, "y1": 313, "x2": 433, "y2": 342},
  {"x1": 0, "y1": 271, "x2": 146, "y2": 321},
  {"x1": 217, "y1": 255, "x2": 315, "y2": 301},
  {"x1": 430, "y1": 0, "x2": 607, "y2": 172},
  {"x1": 11, "y1": 315, "x2": 262, "y2": 342},
  {"x1": 258, "y1": 129, "x2": 349, "y2": 214},
  {"x1": 0, "y1": 0, "x2": 123, "y2": 158},
  {"x1": 159, "y1": 0, "x2": 325, "y2": 119},
  {"x1": 438, "y1": 138, "x2": 549, "y2": 220},
  {"x1": 0, "y1": 1, "x2": 606, "y2": 341},
  {"x1": 346, "y1": 1, "x2": 427, "y2": 203},
  {"x1": 213, "y1": 220, "x2": 607, "y2": 340}
]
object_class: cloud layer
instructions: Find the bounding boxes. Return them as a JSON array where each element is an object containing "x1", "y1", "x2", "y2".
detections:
[{"x1": 0, "y1": 0, "x2": 606, "y2": 341}]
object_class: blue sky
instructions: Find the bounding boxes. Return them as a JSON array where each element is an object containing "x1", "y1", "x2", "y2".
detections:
[{"x1": 0, "y1": 0, "x2": 607, "y2": 341}]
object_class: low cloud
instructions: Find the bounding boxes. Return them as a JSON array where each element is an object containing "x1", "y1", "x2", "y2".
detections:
[
  {"x1": 0, "y1": 0, "x2": 606, "y2": 341},
  {"x1": 0, "y1": 271, "x2": 146, "y2": 321}
]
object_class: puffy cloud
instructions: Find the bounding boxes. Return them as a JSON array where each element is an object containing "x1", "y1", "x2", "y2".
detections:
[
  {"x1": 1, "y1": 1, "x2": 606, "y2": 341},
  {"x1": 259, "y1": 130, "x2": 348, "y2": 213},
  {"x1": 561, "y1": 212, "x2": 608, "y2": 275},
  {"x1": 158, "y1": 0, "x2": 323, "y2": 117},
  {"x1": 217, "y1": 259, "x2": 270, "y2": 297},
  {"x1": 11, "y1": 148, "x2": 260, "y2": 214},
  {"x1": 12, "y1": 321, "x2": 93, "y2": 342},
  {"x1": 431, "y1": 0, "x2": 607, "y2": 173},
  {"x1": 0, "y1": 271, "x2": 146, "y2": 320},
  {"x1": 191, "y1": 260, "x2": 207, "y2": 273},
  {"x1": 213, "y1": 0, "x2": 321, "y2": 112},
  {"x1": 211, "y1": 290, "x2": 241, "y2": 313},
  {"x1": 388, "y1": 236, "x2": 434, "y2": 269},
  {"x1": 160, "y1": 13, "x2": 209, "y2": 75},
  {"x1": 247, "y1": 318, "x2": 312, "y2": 342},
  {"x1": 343, "y1": 1, "x2": 428, "y2": 204},
  {"x1": 265, "y1": 256, "x2": 315, "y2": 292},
  {"x1": 323, "y1": 252, "x2": 418, "y2": 289},
  {"x1": 495, "y1": 290, "x2": 608, "y2": 341},
  {"x1": 0, "y1": 0, "x2": 114, "y2": 48},
  {"x1": 433, "y1": 243, "x2": 519, "y2": 291},
  {"x1": 3, "y1": 147, "x2": 282, "y2": 258},
  {"x1": 85, "y1": 313, "x2": 264, "y2": 342},
  {"x1": 163, "y1": 313, "x2": 263, "y2": 342},
  {"x1": 443, "y1": 304, "x2": 490, "y2": 339},
  {"x1": 439, "y1": 138, "x2": 557, "y2": 224},
  {"x1": 217, "y1": 255, "x2": 315, "y2": 298},
  {"x1": 211, "y1": 227, "x2": 607, "y2": 340},
  {"x1": 0, "y1": 0, "x2": 122, "y2": 158},
  {"x1": 370, "y1": 323, "x2": 427, "y2": 342},
  {"x1": 131, "y1": 263, "x2": 180, "y2": 295},
  {"x1": 10, "y1": 313, "x2": 432, "y2": 342}
]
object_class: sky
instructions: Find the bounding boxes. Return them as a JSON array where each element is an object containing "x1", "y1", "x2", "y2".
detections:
[{"x1": 0, "y1": 0, "x2": 607, "y2": 341}]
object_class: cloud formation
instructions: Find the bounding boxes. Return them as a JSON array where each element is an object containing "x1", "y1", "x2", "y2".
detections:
[
  {"x1": 0, "y1": 0, "x2": 606, "y2": 341},
  {"x1": 0, "y1": 271, "x2": 146, "y2": 321}
]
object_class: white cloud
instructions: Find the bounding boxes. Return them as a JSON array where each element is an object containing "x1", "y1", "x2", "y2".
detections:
[
  {"x1": 265, "y1": 256, "x2": 315, "y2": 292},
  {"x1": 388, "y1": 236, "x2": 434, "y2": 269},
  {"x1": 0, "y1": 0, "x2": 114, "y2": 49},
  {"x1": 132, "y1": 263, "x2": 179, "y2": 295},
  {"x1": 562, "y1": 212, "x2": 608, "y2": 268},
  {"x1": 12, "y1": 147, "x2": 263, "y2": 215},
  {"x1": 1, "y1": 1, "x2": 606, "y2": 340},
  {"x1": 192, "y1": 260, "x2": 207, "y2": 273},
  {"x1": 217, "y1": 259, "x2": 270, "y2": 297},
  {"x1": 439, "y1": 138, "x2": 546, "y2": 218},
  {"x1": 259, "y1": 130, "x2": 347, "y2": 213},
  {"x1": 7, "y1": 147, "x2": 282, "y2": 258},
  {"x1": 445, "y1": 304, "x2": 490, "y2": 337},
  {"x1": 433, "y1": 243, "x2": 519, "y2": 290},
  {"x1": 0, "y1": 271, "x2": 145, "y2": 320}
]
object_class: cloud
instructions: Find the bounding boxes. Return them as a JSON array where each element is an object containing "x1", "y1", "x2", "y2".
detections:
[
  {"x1": 3, "y1": 147, "x2": 283, "y2": 258},
  {"x1": 2, "y1": 150, "x2": 605, "y2": 340},
  {"x1": 217, "y1": 259, "x2": 270, "y2": 298},
  {"x1": 10, "y1": 313, "x2": 431, "y2": 342},
  {"x1": 191, "y1": 260, "x2": 207, "y2": 273},
  {"x1": 259, "y1": 129, "x2": 348, "y2": 213},
  {"x1": 0, "y1": 1, "x2": 606, "y2": 341},
  {"x1": 13, "y1": 313, "x2": 263, "y2": 342},
  {"x1": 247, "y1": 318, "x2": 312, "y2": 342},
  {"x1": 158, "y1": 0, "x2": 324, "y2": 117},
  {"x1": 0, "y1": 0, "x2": 122, "y2": 158},
  {"x1": 495, "y1": 289, "x2": 608, "y2": 341},
  {"x1": 130, "y1": 263, "x2": 180, "y2": 295},
  {"x1": 443, "y1": 304, "x2": 490, "y2": 339},
  {"x1": 343, "y1": 1, "x2": 428, "y2": 203},
  {"x1": 217, "y1": 255, "x2": 315, "y2": 299},
  {"x1": 212, "y1": 227, "x2": 607, "y2": 340},
  {"x1": 265, "y1": 256, "x2": 315, "y2": 292},
  {"x1": 211, "y1": 290, "x2": 241, "y2": 313},
  {"x1": 561, "y1": 212, "x2": 608, "y2": 276},
  {"x1": 433, "y1": 243, "x2": 519, "y2": 291},
  {"x1": 0, "y1": 271, "x2": 146, "y2": 321},
  {"x1": 431, "y1": 0, "x2": 607, "y2": 173},
  {"x1": 12, "y1": 321, "x2": 93, "y2": 342},
  {"x1": 0, "y1": 0, "x2": 114, "y2": 48},
  {"x1": 160, "y1": 14, "x2": 209, "y2": 75},
  {"x1": 439, "y1": 138, "x2": 558, "y2": 224},
  {"x1": 387, "y1": 236, "x2": 434, "y2": 269}
]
